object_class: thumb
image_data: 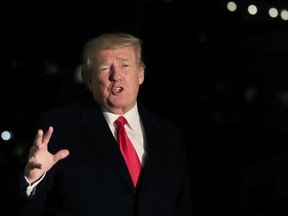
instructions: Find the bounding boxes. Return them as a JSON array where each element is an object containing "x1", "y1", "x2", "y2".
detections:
[{"x1": 54, "y1": 149, "x2": 70, "y2": 163}]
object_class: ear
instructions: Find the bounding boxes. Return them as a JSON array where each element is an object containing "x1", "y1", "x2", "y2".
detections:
[
  {"x1": 88, "y1": 77, "x2": 93, "y2": 91},
  {"x1": 138, "y1": 67, "x2": 145, "y2": 85}
]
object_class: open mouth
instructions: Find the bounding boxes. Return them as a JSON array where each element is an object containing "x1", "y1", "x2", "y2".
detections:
[
  {"x1": 112, "y1": 86, "x2": 123, "y2": 94},
  {"x1": 115, "y1": 87, "x2": 123, "y2": 92}
]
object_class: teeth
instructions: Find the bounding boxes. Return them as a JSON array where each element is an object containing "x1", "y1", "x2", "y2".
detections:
[{"x1": 115, "y1": 87, "x2": 122, "y2": 92}]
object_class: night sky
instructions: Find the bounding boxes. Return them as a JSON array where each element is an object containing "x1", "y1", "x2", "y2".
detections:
[{"x1": 2, "y1": 1, "x2": 288, "y2": 215}]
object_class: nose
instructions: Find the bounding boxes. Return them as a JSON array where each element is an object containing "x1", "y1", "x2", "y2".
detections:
[{"x1": 109, "y1": 65, "x2": 122, "y2": 81}]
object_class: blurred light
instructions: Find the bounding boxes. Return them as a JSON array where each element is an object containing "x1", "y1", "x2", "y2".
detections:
[
  {"x1": 227, "y1": 1, "x2": 237, "y2": 12},
  {"x1": 268, "y1": 7, "x2": 278, "y2": 18},
  {"x1": 248, "y1": 4, "x2": 257, "y2": 15},
  {"x1": 1, "y1": 130, "x2": 13, "y2": 141},
  {"x1": 226, "y1": 1, "x2": 288, "y2": 22},
  {"x1": 280, "y1": 9, "x2": 288, "y2": 21}
]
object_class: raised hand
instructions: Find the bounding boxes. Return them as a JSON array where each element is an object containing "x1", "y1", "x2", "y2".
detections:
[{"x1": 23, "y1": 126, "x2": 70, "y2": 184}]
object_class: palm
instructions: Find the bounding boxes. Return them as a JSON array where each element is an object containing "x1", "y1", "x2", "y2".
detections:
[{"x1": 24, "y1": 126, "x2": 70, "y2": 183}]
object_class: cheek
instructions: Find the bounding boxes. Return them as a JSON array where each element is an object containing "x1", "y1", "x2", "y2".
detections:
[
  {"x1": 91, "y1": 78, "x2": 111, "y2": 96},
  {"x1": 89, "y1": 73, "x2": 107, "y2": 89}
]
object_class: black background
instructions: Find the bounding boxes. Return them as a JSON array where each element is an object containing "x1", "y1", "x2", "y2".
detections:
[{"x1": 1, "y1": 0, "x2": 288, "y2": 215}]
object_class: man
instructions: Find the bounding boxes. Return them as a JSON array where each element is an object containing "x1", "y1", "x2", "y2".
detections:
[{"x1": 10, "y1": 32, "x2": 192, "y2": 216}]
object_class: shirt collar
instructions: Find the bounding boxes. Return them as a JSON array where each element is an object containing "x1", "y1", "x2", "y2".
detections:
[{"x1": 102, "y1": 103, "x2": 140, "y2": 132}]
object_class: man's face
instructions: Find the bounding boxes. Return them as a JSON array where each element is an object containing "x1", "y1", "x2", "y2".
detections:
[{"x1": 88, "y1": 46, "x2": 144, "y2": 114}]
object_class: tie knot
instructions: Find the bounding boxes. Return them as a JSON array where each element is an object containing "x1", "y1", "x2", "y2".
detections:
[{"x1": 115, "y1": 116, "x2": 127, "y2": 128}]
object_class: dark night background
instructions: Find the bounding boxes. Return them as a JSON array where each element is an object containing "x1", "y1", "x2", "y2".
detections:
[{"x1": 1, "y1": 0, "x2": 288, "y2": 215}]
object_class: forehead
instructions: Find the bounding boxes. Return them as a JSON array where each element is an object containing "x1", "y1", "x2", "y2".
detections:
[{"x1": 97, "y1": 46, "x2": 136, "y2": 63}]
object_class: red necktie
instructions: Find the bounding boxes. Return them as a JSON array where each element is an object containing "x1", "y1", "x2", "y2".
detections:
[{"x1": 115, "y1": 116, "x2": 141, "y2": 187}]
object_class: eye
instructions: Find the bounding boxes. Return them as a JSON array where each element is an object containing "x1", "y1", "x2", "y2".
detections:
[
  {"x1": 121, "y1": 63, "x2": 130, "y2": 69},
  {"x1": 98, "y1": 66, "x2": 111, "y2": 73}
]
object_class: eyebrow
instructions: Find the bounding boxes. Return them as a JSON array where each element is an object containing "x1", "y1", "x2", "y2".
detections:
[{"x1": 116, "y1": 57, "x2": 131, "y2": 62}]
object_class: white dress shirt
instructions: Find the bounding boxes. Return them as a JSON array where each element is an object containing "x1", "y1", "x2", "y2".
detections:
[{"x1": 102, "y1": 103, "x2": 145, "y2": 164}]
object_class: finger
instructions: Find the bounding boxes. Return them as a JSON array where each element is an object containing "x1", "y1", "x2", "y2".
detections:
[
  {"x1": 33, "y1": 129, "x2": 44, "y2": 148},
  {"x1": 54, "y1": 149, "x2": 70, "y2": 163},
  {"x1": 42, "y1": 126, "x2": 54, "y2": 145}
]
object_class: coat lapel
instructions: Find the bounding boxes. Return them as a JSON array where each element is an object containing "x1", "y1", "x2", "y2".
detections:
[
  {"x1": 136, "y1": 103, "x2": 168, "y2": 190},
  {"x1": 80, "y1": 103, "x2": 135, "y2": 190}
]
